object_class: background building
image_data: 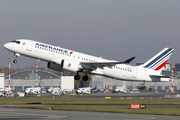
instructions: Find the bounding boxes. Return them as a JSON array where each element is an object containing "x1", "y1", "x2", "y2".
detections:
[
  {"x1": 3, "y1": 68, "x2": 180, "y2": 92},
  {"x1": 0, "y1": 73, "x2": 4, "y2": 88},
  {"x1": 91, "y1": 70, "x2": 180, "y2": 91},
  {"x1": 4, "y1": 69, "x2": 61, "y2": 91},
  {"x1": 175, "y1": 63, "x2": 180, "y2": 71}
]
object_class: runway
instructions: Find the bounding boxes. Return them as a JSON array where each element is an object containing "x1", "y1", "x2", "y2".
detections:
[
  {"x1": 0, "y1": 92, "x2": 179, "y2": 119},
  {"x1": 72, "y1": 91, "x2": 180, "y2": 99},
  {"x1": 2, "y1": 104, "x2": 180, "y2": 106},
  {"x1": 0, "y1": 106, "x2": 180, "y2": 120},
  {"x1": 32, "y1": 91, "x2": 180, "y2": 99}
]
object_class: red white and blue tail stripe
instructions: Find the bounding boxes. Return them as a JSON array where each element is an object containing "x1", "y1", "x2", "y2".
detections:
[{"x1": 141, "y1": 48, "x2": 174, "y2": 71}]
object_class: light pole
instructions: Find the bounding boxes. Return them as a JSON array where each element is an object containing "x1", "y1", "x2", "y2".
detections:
[
  {"x1": 33, "y1": 64, "x2": 40, "y2": 87},
  {"x1": 171, "y1": 64, "x2": 176, "y2": 98},
  {"x1": 8, "y1": 58, "x2": 11, "y2": 96}
]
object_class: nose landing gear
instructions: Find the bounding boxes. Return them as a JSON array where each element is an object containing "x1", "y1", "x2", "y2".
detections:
[
  {"x1": 13, "y1": 60, "x2": 17, "y2": 64},
  {"x1": 13, "y1": 53, "x2": 20, "y2": 64}
]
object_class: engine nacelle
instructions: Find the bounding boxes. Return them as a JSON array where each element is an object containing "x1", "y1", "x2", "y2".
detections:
[
  {"x1": 61, "y1": 59, "x2": 82, "y2": 72},
  {"x1": 47, "y1": 62, "x2": 63, "y2": 71}
]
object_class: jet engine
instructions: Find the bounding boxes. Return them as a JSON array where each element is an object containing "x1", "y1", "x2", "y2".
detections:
[
  {"x1": 47, "y1": 62, "x2": 63, "y2": 71},
  {"x1": 61, "y1": 59, "x2": 82, "y2": 72}
]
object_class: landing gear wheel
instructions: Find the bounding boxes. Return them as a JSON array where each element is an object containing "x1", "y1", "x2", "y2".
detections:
[
  {"x1": 74, "y1": 75, "x2": 80, "y2": 80},
  {"x1": 13, "y1": 60, "x2": 17, "y2": 64},
  {"x1": 83, "y1": 76, "x2": 89, "y2": 81}
]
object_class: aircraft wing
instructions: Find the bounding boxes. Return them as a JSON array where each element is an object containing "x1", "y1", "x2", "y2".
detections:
[{"x1": 80, "y1": 57, "x2": 135, "y2": 70}]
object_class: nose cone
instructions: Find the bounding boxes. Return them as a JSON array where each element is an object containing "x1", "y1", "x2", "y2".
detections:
[
  {"x1": 4, "y1": 43, "x2": 8, "y2": 49},
  {"x1": 4, "y1": 43, "x2": 11, "y2": 50}
]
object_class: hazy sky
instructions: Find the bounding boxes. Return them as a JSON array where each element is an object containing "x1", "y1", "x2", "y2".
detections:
[{"x1": 0, "y1": 0, "x2": 180, "y2": 69}]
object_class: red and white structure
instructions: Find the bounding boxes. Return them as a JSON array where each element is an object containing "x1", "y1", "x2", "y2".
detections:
[
  {"x1": 170, "y1": 63, "x2": 175, "y2": 98},
  {"x1": 33, "y1": 64, "x2": 40, "y2": 87},
  {"x1": 8, "y1": 58, "x2": 11, "y2": 96}
]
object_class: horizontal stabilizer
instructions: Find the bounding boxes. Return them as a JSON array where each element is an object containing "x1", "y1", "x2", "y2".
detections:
[
  {"x1": 149, "y1": 75, "x2": 171, "y2": 78},
  {"x1": 124, "y1": 57, "x2": 135, "y2": 63}
]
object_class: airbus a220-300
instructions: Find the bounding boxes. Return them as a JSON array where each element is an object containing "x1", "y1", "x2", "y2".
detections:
[{"x1": 4, "y1": 39, "x2": 174, "y2": 83}]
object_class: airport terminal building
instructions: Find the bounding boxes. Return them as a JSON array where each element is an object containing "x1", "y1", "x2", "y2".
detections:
[
  {"x1": 4, "y1": 69, "x2": 61, "y2": 91},
  {"x1": 3, "y1": 69, "x2": 180, "y2": 92}
]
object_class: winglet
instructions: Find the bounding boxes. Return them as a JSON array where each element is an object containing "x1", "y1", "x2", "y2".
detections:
[{"x1": 124, "y1": 57, "x2": 135, "y2": 63}]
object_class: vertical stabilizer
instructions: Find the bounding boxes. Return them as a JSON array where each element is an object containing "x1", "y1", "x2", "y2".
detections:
[{"x1": 141, "y1": 48, "x2": 174, "y2": 72}]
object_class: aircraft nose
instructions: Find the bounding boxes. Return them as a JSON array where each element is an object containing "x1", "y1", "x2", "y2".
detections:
[
  {"x1": 4, "y1": 43, "x2": 8, "y2": 48},
  {"x1": 4, "y1": 43, "x2": 11, "y2": 50}
]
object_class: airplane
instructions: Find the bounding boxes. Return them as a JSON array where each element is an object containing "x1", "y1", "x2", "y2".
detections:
[
  {"x1": 76, "y1": 87, "x2": 91, "y2": 94},
  {"x1": 114, "y1": 86, "x2": 127, "y2": 93},
  {"x1": 0, "y1": 87, "x2": 12, "y2": 92},
  {"x1": 76, "y1": 80, "x2": 93, "y2": 94},
  {"x1": 0, "y1": 87, "x2": 12, "y2": 96},
  {"x1": 113, "y1": 81, "x2": 127, "y2": 93},
  {"x1": 48, "y1": 79, "x2": 60, "y2": 93},
  {"x1": 25, "y1": 78, "x2": 41, "y2": 94},
  {"x1": 4, "y1": 39, "x2": 174, "y2": 83},
  {"x1": 25, "y1": 87, "x2": 41, "y2": 94}
]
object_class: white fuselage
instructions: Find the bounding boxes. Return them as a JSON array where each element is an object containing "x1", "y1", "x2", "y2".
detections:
[
  {"x1": 4, "y1": 39, "x2": 172, "y2": 82},
  {"x1": 114, "y1": 87, "x2": 127, "y2": 93},
  {"x1": 77, "y1": 87, "x2": 91, "y2": 94},
  {"x1": 25, "y1": 87, "x2": 41, "y2": 94},
  {"x1": 0, "y1": 87, "x2": 11, "y2": 92}
]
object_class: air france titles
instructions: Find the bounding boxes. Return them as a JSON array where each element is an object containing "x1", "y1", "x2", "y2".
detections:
[{"x1": 35, "y1": 43, "x2": 69, "y2": 54}]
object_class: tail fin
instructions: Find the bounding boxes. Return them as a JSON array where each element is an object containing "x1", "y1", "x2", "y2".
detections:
[{"x1": 141, "y1": 48, "x2": 174, "y2": 72}]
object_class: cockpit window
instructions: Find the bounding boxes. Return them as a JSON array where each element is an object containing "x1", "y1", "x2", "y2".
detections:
[
  {"x1": 10, "y1": 41, "x2": 16, "y2": 43},
  {"x1": 10, "y1": 40, "x2": 20, "y2": 44},
  {"x1": 16, "y1": 41, "x2": 20, "y2": 44}
]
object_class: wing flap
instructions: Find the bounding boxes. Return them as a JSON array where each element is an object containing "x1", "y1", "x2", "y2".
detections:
[{"x1": 80, "y1": 57, "x2": 135, "y2": 70}]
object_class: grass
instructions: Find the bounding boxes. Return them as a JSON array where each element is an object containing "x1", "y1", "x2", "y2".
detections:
[
  {"x1": 0, "y1": 98, "x2": 180, "y2": 104},
  {"x1": 2, "y1": 97, "x2": 180, "y2": 115},
  {"x1": 5, "y1": 105, "x2": 180, "y2": 116}
]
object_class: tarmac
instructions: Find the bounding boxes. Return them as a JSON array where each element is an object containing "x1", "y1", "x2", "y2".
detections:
[
  {"x1": 0, "y1": 106, "x2": 180, "y2": 120},
  {"x1": 51, "y1": 91, "x2": 180, "y2": 99},
  {"x1": 0, "y1": 91, "x2": 180, "y2": 120}
]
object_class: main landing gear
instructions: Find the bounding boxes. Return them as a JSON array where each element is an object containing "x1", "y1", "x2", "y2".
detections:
[
  {"x1": 13, "y1": 53, "x2": 20, "y2": 64},
  {"x1": 74, "y1": 72, "x2": 89, "y2": 81},
  {"x1": 74, "y1": 74, "x2": 80, "y2": 80},
  {"x1": 82, "y1": 76, "x2": 88, "y2": 81}
]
